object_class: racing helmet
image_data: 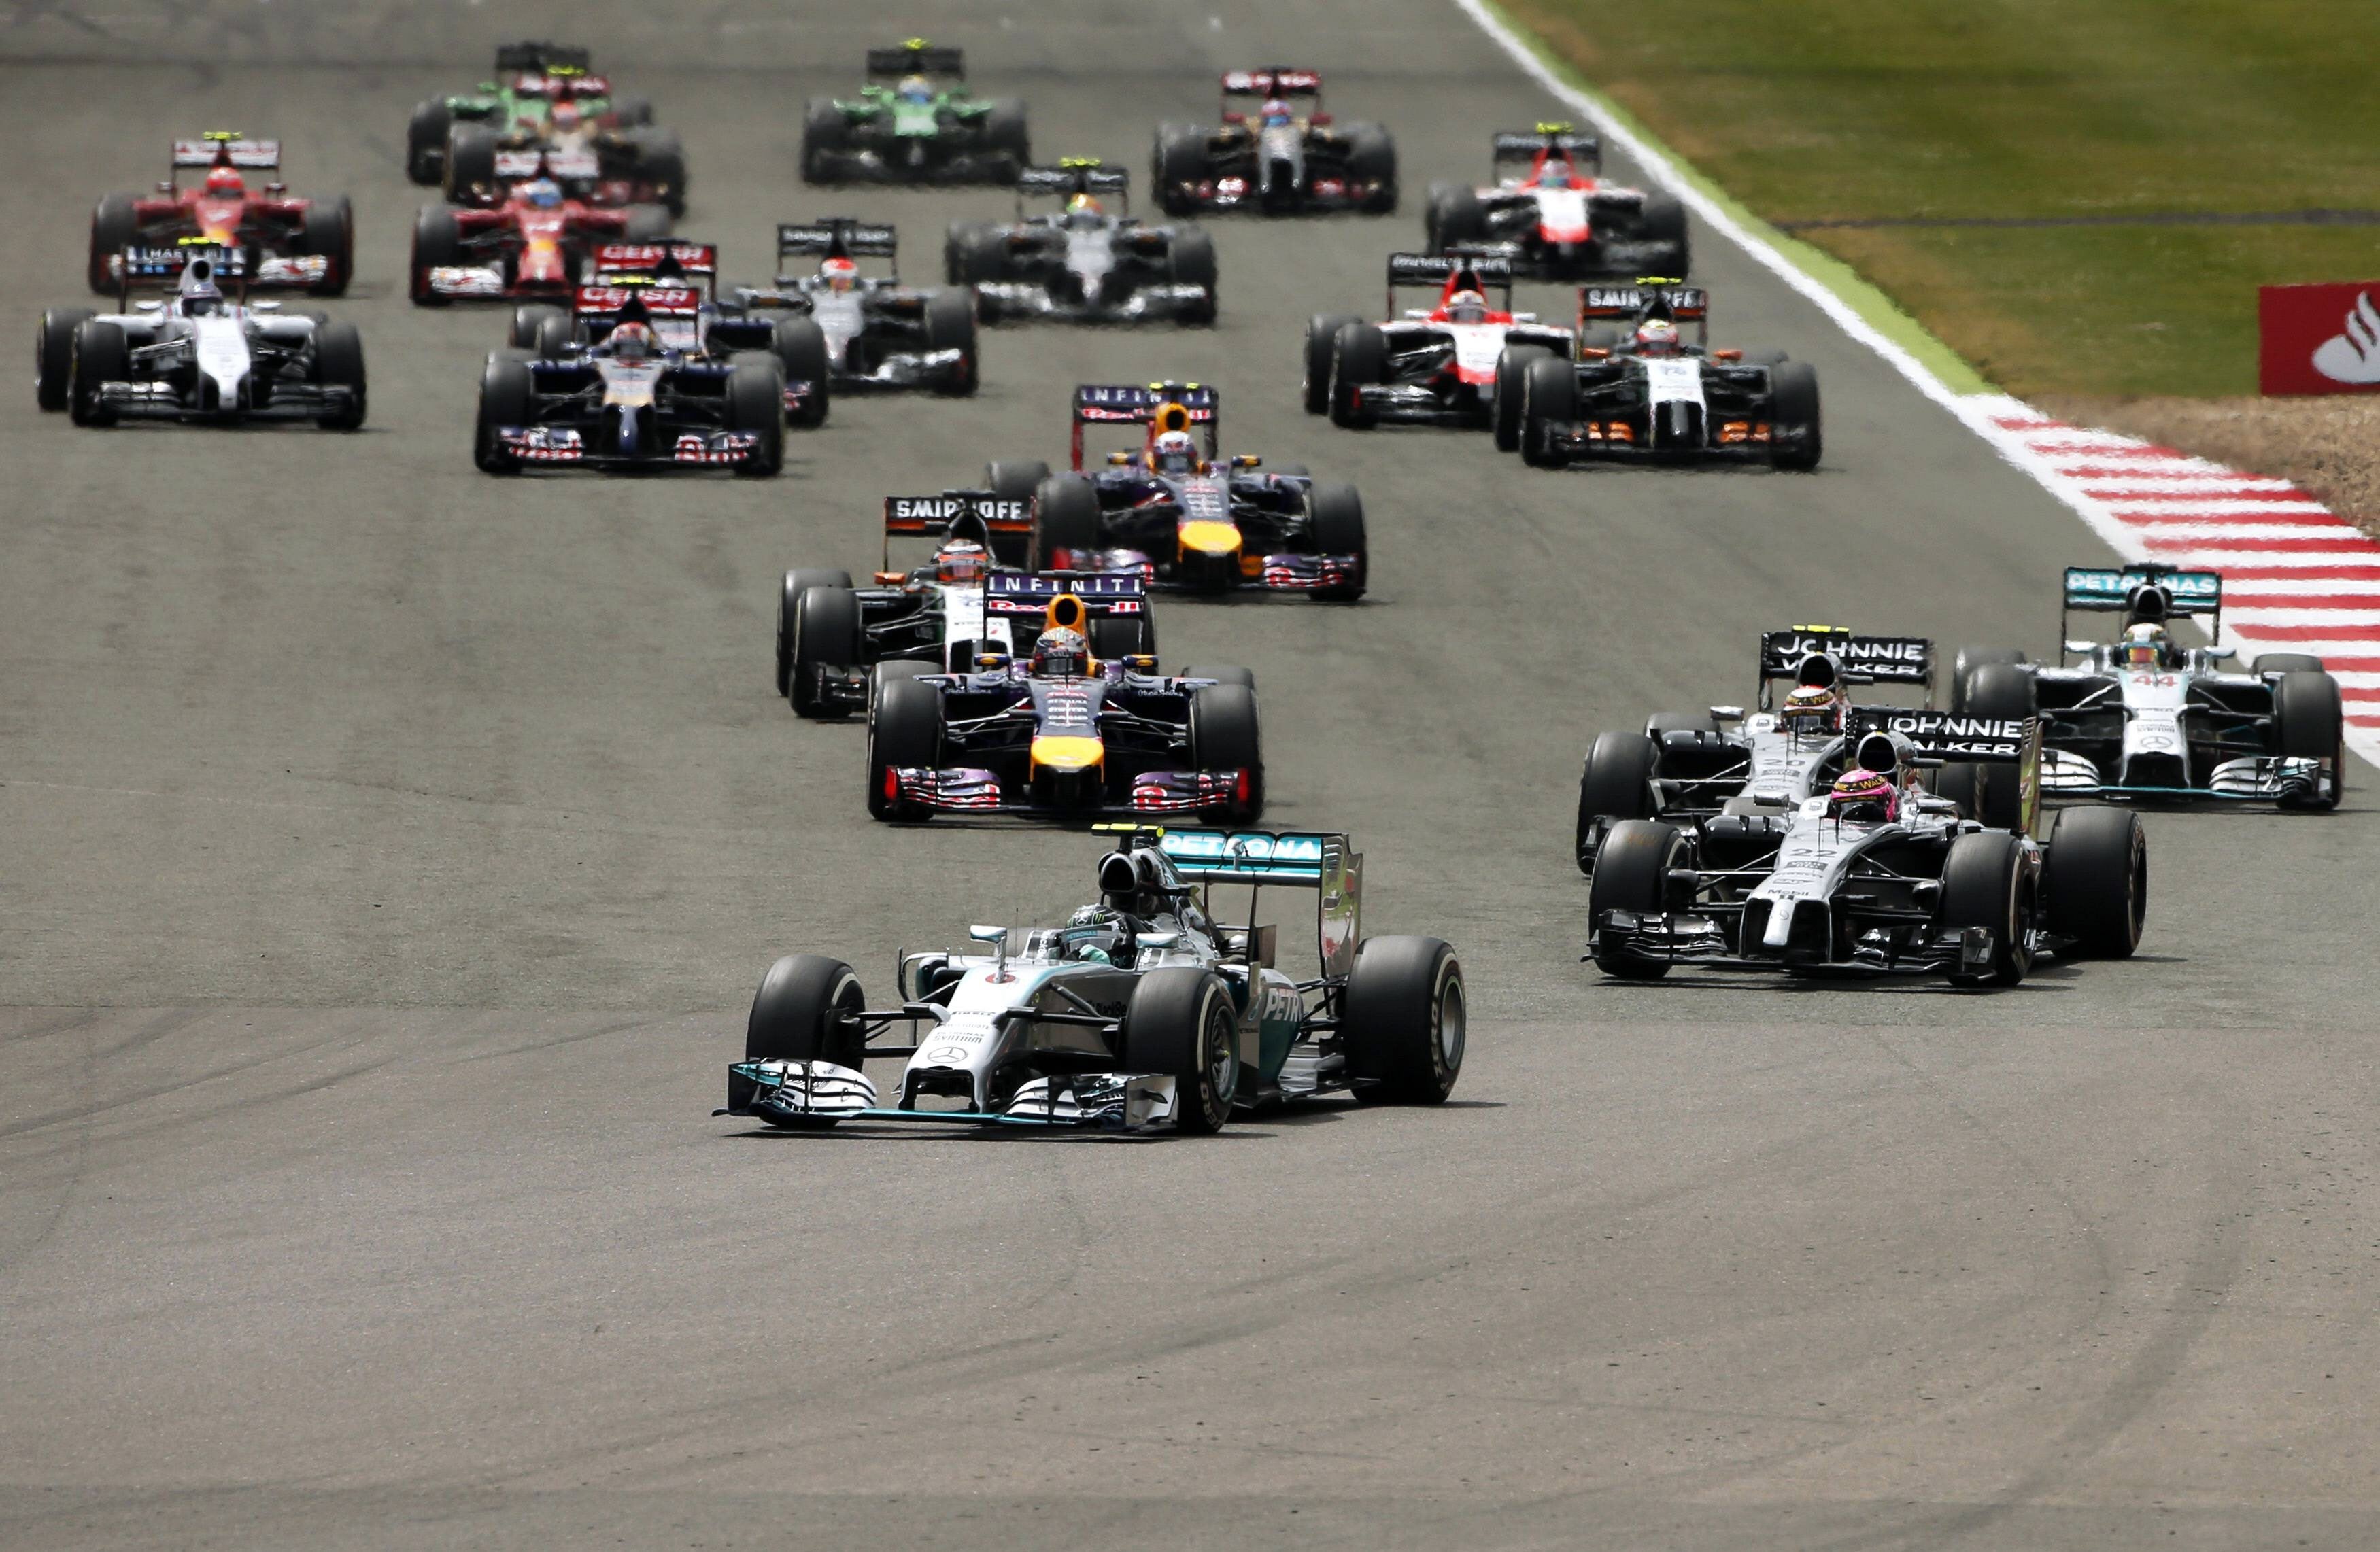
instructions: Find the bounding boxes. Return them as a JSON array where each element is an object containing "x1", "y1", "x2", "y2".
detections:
[
  {"x1": 203, "y1": 165, "x2": 245, "y2": 199},
  {"x1": 1446, "y1": 288, "x2": 1490, "y2": 325},
  {"x1": 1780, "y1": 659, "x2": 1845, "y2": 736},
  {"x1": 1259, "y1": 97, "x2": 1295, "y2": 128},
  {"x1": 1538, "y1": 158, "x2": 1575, "y2": 190},
  {"x1": 1064, "y1": 192, "x2": 1104, "y2": 228},
  {"x1": 934, "y1": 538, "x2": 989, "y2": 585},
  {"x1": 177, "y1": 258, "x2": 224, "y2": 316},
  {"x1": 1030, "y1": 626, "x2": 1090, "y2": 678},
  {"x1": 607, "y1": 320, "x2": 655, "y2": 360},
  {"x1": 821, "y1": 256, "x2": 860, "y2": 294},
  {"x1": 1148, "y1": 429, "x2": 1201, "y2": 477},
  {"x1": 549, "y1": 101, "x2": 583, "y2": 133},
  {"x1": 1827, "y1": 768, "x2": 1900, "y2": 825},
  {"x1": 1634, "y1": 317, "x2": 1680, "y2": 356},
  {"x1": 2121, "y1": 621, "x2": 2169, "y2": 668},
  {"x1": 522, "y1": 177, "x2": 564, "y2": 209},
  {"x1": 896, "y1": 73, "x2": 936, "y2": 105},
  {"x1": 1061, "y1": 903, "x2": 1127, "y2": 964}
]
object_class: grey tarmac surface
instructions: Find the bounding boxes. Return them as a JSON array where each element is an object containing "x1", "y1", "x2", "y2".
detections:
[{"x1": 3, "y1": 3, "x2": 2376, "y2": 1548}]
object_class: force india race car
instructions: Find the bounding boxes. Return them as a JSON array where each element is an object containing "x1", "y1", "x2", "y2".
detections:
[
  {"x1": 1425, "y1": 124, "x2": 1688, "y2": 281},
  {"x1": 947, "y1": 160, "x2": 1218, "y2": 325},
  {"x1": 1948, "y1": 566, "x2": 2346, "y2": 811},
  {"x1": 88, "y1": 134, "x2": 352, "y2": 296},
  {"x1": 777, "y1": 489, "x2": 1163, "y2": 716},
  {"x1": 1515, "y1": 282, "x2": 1822, "y2": 470},
  {"x1": 1574, "y1": 625, "x2": 1938, "y2": 872},
  {"x1": 409, "y1": 171, "x2": 664, "y2": 305},
  {"x1": 1586, "y1": 710, "x2": 2149, "y2": 988},
  {"x1": 722, "y1": 827, "x2": 1464, "y2": 1134},
  {"x1": 720, "y1": 220, "x2": 979, "y2": 399},
  {"x1": 866, "y1": 586, "x2": 1261, "y2": 824},
  {"x1": 1015, "y1": 383, "x2": 1368, "y2": 600},
  {"x1": 1152, "y1": 68, "x2": 1397, "y2": 216},
  {"x1": 473, "y1": 283, "x2": 783, "y2": 475},
  {"x1": 1306, "y1": 251, "x2": 1574, "y2": 444},
  {"x1": 801, "y1": 40, "x2": 1030, "y2": 186},
  {"x1": 39, "y1": 250, "x2": 364, "y2": 429},
  {"x1": 407, "y1": 41, "x2": 683, "y2": 213}
]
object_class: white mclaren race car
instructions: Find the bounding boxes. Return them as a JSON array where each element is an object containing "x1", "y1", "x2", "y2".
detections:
[{"x1": 719, "y1": 828, "x2": 1465, "y2": 1135}]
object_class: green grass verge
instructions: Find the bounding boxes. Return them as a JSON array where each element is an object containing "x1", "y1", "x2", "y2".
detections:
[{"x1": 1496, "y1": 0, "x2": 2380, "y2": 398}]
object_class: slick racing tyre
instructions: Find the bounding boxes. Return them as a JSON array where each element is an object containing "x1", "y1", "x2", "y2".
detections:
[
  {"x1": 1638, "y1": 192, "x2": 1690, "y2": 272},
  {"x1": 37, "y1": 307, "x2": 94, "y2": 412},
  {"x1": 444, "y1": 126, "x2": 500, "y2": 201},
  {"x1": 866, "y1": 676, "x2": 942, "y2": 822},
  {"x1": 2043, "y1": 805, "x2": 2147, "y2": 957},
  {"x1": 800, "y1": 99, "x2": 849, "y2": 184},
  {"x1": 1941, "y1": 661, "x2": 2036, "y2": 829},
  {"x1": 945, "y1": 222, "x2": 1005, "y2": 286},
  {"x1": 1425, "y1": 183, "x2": 1485, "y2": 253},
  {"x1": 622, "y1": 204, "x2": 673, "y2": 241},
  {"x1": 1493, "y1": 343, "x2": 1552, "y2": 453},
  {"x1": 311, "y1": 321, "x2": 367, "y2": 431},
  {"x1": 983, "y1": 99, "x2": 1032, "y2": 176},
  {"x1": 777, "y1": 569, "x2": 854, "y2": 699},
  {"x1": 923, "y1": 289, "x2": 979, "y2": 396},
  {"x1": 405, "y1": 99, "x2": 452, "y2": 185},
  {"x1": 726, "y1": 353, "x2": 787, "y2": 476},
  {"x1": 1344, "y1": 122, "x2": 1398, "y2": 214},
  {"x1": 1123, "y1": 968, "x2": 1238, "y2": 1135},
  {"x1": 1304, "y1": 482, "x2": 1368, "y2": 602},
  {"x1": 1344, "y1": 936, "x2": 1465, "y2": 1104},
  {"x1": 1304, "y1": 314, "x2": 1359, "y2": 415},
  {"x1": 1519, "y1": 354, "x2": 1579, "y2": 468},
  {"x1": 1769, "y1": 360, "x2": 1823, "y2": 471},
  {"x1": 1189, "y1": 683, "x2": 1264, "y2": 824},
  {"x1": 1028, "y1": 474, "x2": 1102, "y2": 571},
  {"x1": 2253, "y1": 653, "x2": 2326, "y2": 675},
  {"x1": 1576, "y1": 731, "x2": 1659, "y2": 874},
  {"x1": 1950, "y1": 646, "x2": 2030, "y2": 711},
  {"x1": 1586, "y1": 820, "x2": 1684, "y2": 979},
  {"x1": 1178, "y1": 666, "x2": 1256, "y2": 691},
  {"x1": 1937, "y1": 830, "x2": 2036, "y2": 987},
  {"x1": 1329, "y1": 322, "x2": 1386, "y2": 428},
  {"x1": 740, "y1": 954, "x2": 868, "y2": 1130},
  {"x1": 410, "y1": 204, "x2": 462, "y2": 307},
  {"x1": 301, "y1": 196, "x2": 354, "y2": 296},
  {"x1": 509, "y1": 303, "x2": 566, "y2": 351},
  {"x1": 771, "y1": 316, "x2": 830, "y2": 428},
  {"x1": 2273, "y1": 670, "x2": 2344, "y2": 810},
  {"x1": 1168, "y1": 228, "x2": 1219, "y2": 324},
  {"x1": 473, "y1": 353, "x2": 532, "y2": 472},
  {"x1": 983, "y1": 458, "x2": 1049, "y2": 566},
  {"x1": 1152, "y1": 122, "x2": 1210, "y2": 218},
  {"x1": 88, "y1": 192, "x2": 137, "y2": 296},
  {"x1": 67, "y1": 318, "x2": 127, "y2": 427},
  {"x1": 1091, "y1": 615, "x2": 1156, "y2": 661},
  {"x1": 789, "y1": 584, "x2": 862, "y2": 717}
]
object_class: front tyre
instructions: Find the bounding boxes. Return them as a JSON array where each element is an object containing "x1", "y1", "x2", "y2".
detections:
[
  {"x1": 740, "y1": 954, "x2": 868, "y2": 1130},
  {"x1": 474, "y1": 352, "x2": 531, "y2": 472},
  {"x1": 2043, "y1": 804, "x2": 2146, "y2": 957},
  {"x1": 1304, "y1": 313, "x2": 1359, "y2": 415},
  {"x1": 1344, "y1": 937, "x2": 1465, "y2": 1104},
  {"x1": 37, "y1": 307, "x2": 95, "y2": 412},
  {"x1": 311, "y1": 321, "x2": 367, "y2": 430},
  {"x1": 1937, "y1": 830, "x2": 2036, "y2": 986},
  {"x1": 866, "y1": 676, "x2": 943, "y2": 822},
  {"x1": 1188, "y1": 682, "x2": 1263, "y2": 823},
  {"x1": 1123, "y1": 968, "x2": 1238, "y2": 1135},
  {"x1": 1493, "y1": 343, "x2": 1551, "y2": 452},
  {"x1": 1585, "y1": 819, "x2": 1683, "y2": 978}
]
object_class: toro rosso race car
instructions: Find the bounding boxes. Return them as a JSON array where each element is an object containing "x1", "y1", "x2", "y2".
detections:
[
  {"x1": 947, "y1": 160, "x2": 1218, "y2": 325},
  {"x1": 473, "y1": 282, "x2": 783, "y2": 475},
  {"x1": 1514, "y1": 282, "x2": 1822, "y2": 470},
  {"x1": 1948, "y1": 566, "x2": 2346, "y2": 810},
  {"x1": 1574, "y1": 625, "x2": 1938, "y2": 872},
  {"x1": 409, "y1": 171, "x2": 662, "y2": 305},
  {"x1": 722, "y1": 827, "x2": 1464, "y2": 1134},
  {"x1": 801, "y1": 39, "x2": 1030, "y2": 186},
  {"x1": 39, "y1": 250, "x2": 364, "y2": 429},
  {"x1": 778, "y1": 490, "x2": 1159, "y2": 717},
  {"x1": 722, "y1": 220, "x2": 978, "y2": 400},
  {"x1": 1425, "y1": 124, "x2": 1688, "y2": 281},
  {"x1": 407, "y1": 42, "x2": 683, "y2": 214},
  {"x1": 88, "y1": 133, "x2": 352, "y2": 296},
  {"x1": 1153, "y1": 68, "x2": 1397, "y2": 216},
  {"x1": 1013, "y1": 383, "x2": 1367, "y2": 600},
  {"x1": 866, "y1": 587, "x2": 1261, "y2": 825},
  {"x1": 1586, "y1": 711, "x2": 2149, "y2": 988},
  {"x1": 1305, "y1": 252, "x2": 1574, "y2": 443}
]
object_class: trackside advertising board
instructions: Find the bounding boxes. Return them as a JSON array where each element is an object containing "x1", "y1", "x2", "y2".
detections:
[{"x1": 2259, "y1": 282, "x2": 2380, "y2": 395}]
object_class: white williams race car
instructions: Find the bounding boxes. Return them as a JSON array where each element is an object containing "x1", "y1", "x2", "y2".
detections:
[{"x1": 721, "y1": 827, "x2": 1465, "y2": 1134}]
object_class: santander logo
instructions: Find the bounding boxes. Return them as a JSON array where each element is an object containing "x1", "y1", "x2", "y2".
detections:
[{"x1": 2311, "y1": 292, "x2": 2380, "y2": 385}]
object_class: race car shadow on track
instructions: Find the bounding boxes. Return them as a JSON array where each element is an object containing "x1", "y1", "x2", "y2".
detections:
[{"x1": 719, "y1": 1094, "x2": 1503, "y2": 1141}]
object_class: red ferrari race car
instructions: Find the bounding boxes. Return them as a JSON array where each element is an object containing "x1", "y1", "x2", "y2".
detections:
[
  {"x1": 1304, "y1": 251, "x2": 1575, "y2": 445},
  {"x1": 1424, "y1": 124, "x2": 1688, "y2": 282},
  {"x1": 86, "y1": 133, "x2": 352, "y2": 296},
  {"x1": 409, "y1": 168, "x2": 666, "y2": 305}
]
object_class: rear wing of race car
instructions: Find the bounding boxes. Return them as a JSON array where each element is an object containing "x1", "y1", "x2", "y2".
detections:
[
  {"x1": 868, "y1": 39, "x2": 964, "y2": 78},
  {"x1": 983, "y1": 573, "x2": 1149, "y2": 635},
  {"x1": 1856, "y1": 709, "x2": 2043, "y2": 834},
  {"x1": 590, "y1": 241, "x2": 717, "y2": 294},
  {"x1": 496, "y1": 40, "x2": 591, "y2": 73},
  {"x1": 778, "y1": 218, "x2": 898, "y2": 280},
  {"x1": 1491, "y1": 122, "x2": 1602, "y2": 173},
  {"x1": 571, "y1": 282, "x2": 704, "y2": 326},
  {"x1": 1579, "y1": 279, "x2": 1708, "y2": 344},
  {"x1": 1386, "y1": 251, "x2": 1514, "y2": 314},
  {"x1": 2061, "y1": 564, "x2": 2224, "y2": 649},
  {"x1": 492, "y1": 145, "x2": 600, "y2": 184},
  {"x1": 1149, "y1": 828, "x2": 1363, "y2": 979},
  {"x1": 1017, "y1": 159, "x2": 1131, "y2": 213},
  {"x1": 113, "y1": 242, "x2": 248, "y2": 301},
  {"x1": 1071, "y1": 381, "x2": 1219, "y2": 470},
  {"x1": 173, "y1": 134, "x2": 279, "y2": 171},
  {"x1": 1759, "y1": 626, "x2": 1935, "y2": 704},
  {"x1": 881, "y1": 490, "x2": 1033, "y2": 566},
  {"x1": 1221, "y1": 67, "x2": 1323, "y2": 104},
  {"x1": 526, "y1": 66, "x2": 613, "y2": 101}
]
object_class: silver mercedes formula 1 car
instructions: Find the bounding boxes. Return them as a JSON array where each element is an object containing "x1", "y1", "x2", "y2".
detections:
[{"x1": 720, "y1": 827, "x2": 1465, "y2": 1134}]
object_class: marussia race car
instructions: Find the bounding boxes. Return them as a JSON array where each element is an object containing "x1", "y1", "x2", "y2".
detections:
[
  {"x1": 777, "y1": 489, "x2": 1163, "y2": 717},
  {"x1": 1425, "y1": 124, "x2": 1688, "y2": 281},
  {"x1": 88, "y1": 133, "x2": 352, "y2": 296},
  {"x1": 1305, "y1": 251, "x2": 1574, "y2": 443},
  {"x1": 1013, "y1": 383, "x2": 1368, "y2": 600},
  {"x1": 946, "y1": 160, "x2": 1218, "y2": 325},
  {"x1": 39, "y1": 249, "x2": 364, "y2": 429},
  {"x1": 473, "y1": 282, "x2": 783, "y2": 475},
  {"x1": 1514, "y1": 281, "x2": 1822, "y2": 470},
  {"x1": 1586, "y1": 711, "x2": 2149, "y2": 988},
  {"x1": 407, "y1": 41, "x2": 683, "y2": 214},
  {"x1": 1152, "y1": 68, "x2": 1397, "y2": 217},
  {"x1": 1947, "y1": 565, "x2": 2346, "y2": 811},
  {"x1": 866, "y1": 586, "x2": 1261, "y2": 825},
  {"x1": 722, "y1": 827, "x2": 1465, "y2": 1134},
  {"x1": 722, "y1": 220, "x2": 979, "y2": 399},
  {"x1": 409, "y1": 168, "x2": 664, "y2": 305},
  {"x1": 1574, "y1": 625, "x2": 1938, "y2": 872},
  {"x1": 801, "y1": 39, "x2": 1030, "y2": 186},
  {"x1": 501, "y1": 241, "x2": 828, "y2": 428}
]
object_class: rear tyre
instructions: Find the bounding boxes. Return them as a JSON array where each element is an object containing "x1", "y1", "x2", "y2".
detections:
[
  {"x1": 983, "y1": 458, "x2": 1049, "y2": 566},
  {"x1": 1520, "y1": 353, "x2": 1579, "y2": 468},
  {"x1": 1493, "y1": 344, "x2": 1551, "y2": 452},
  {"x1": 983, "y1": 99, "x2": 1032, "y2": 176},
  {"x1": 443, "y1": 126, "x2": 499, "y2": 201},
  {"x1": 866, "y1": 676, "x2": 943, "y2": 822},
  {"x1": 301, "y1": 196, "x2": 354, "y2": 296},
  {"x1": 1577, "y1": 731, "x2": 1659, "y2": 874},
  {"x1": 945, "y1": 221, "x2": 1005, "y2": 286},
  {"x1": 1153, "y1": 123, "x2": 1211, "y2": 217},
  {"x1": 1168, "y1": 228, "x2": 1218, "y2": 324},
  {"x1": 1328, "y1": 322, "x2": 1386, "y2": 429},
  {"x1": 771, "y1": 316, "x2": 830, "y2": 428},
  {"x1": 509, "y1": 303, "x2": 566, "y2": 350},
  {"x1": 789, "y1": 585, "x2": 862, "y2": 718},
  {"x1": 1344, "y1": 122, "x2": 1398, "y2": 214},
  {"x1": 1123, "y1": 969, "x2": 1238, "y2": 1135},
  {"x1": 1638, "y1": 192, "x2": 1691, "y2": 272},
  {"x1": 1426, "y1": 184, "x2": 1485, "y2": 253},
  {"x1": 800, "y1": 99, "x2": 849, "y2": 184},
  {"x1": 622, "y1": 203, "x2": 673, "y2": 241},
  {"x1": 1586, "y1": 819, "x2": 1682, "y2": 978},
  {"x1": 37, "y1": 307, "x2": 94, "y2": 412},
  {"x1": 2274, "y1": 670, "x2": 2344, "y2": 810},
  {"x1": 88, "y1": 193, "x2": 138, "y2": 295},
  {"x1": 311, "y1": 321, "x2": 367, "y2": 430},
  {"x1": 473, "y1": 352, "x2": 532, "y2": 472},
  {"x1": 1937, "y1": 830, "x2": 2035, "y2": 986},
  {"x1": 409, "y1": 204, "x2": 462, "y2": 306},
  {"x1": 1769, "y1": 360, "x2": 1822, "y2": 470},
  {"x1": 405, "y1": 99, "x2": 452, "y2": 185},
  {"x1": 68, "y1": 318, "x2": 127, "y2": 426},
  {"x1": 2044, "y1": 805, "x2": 2146, "y2": 957},
  {"x1": 777, "y1": 568, "x2": 855, "y2": 697},
  {"x1": 726, "y1": 353, "x2": 786, "y2": 475},
  {"x1": 1950, "y1": 646, "x2": 2030, "y2": 710},
  {"x1": 1344, "y1": 937, "x2": 1464, "y2": 1103},
  {"x1": 1304, "y1": 313, "x2": 1359, "y2": 415},
  {"x1": 2254, "y1": 652, "x2": 2326, "y2": 675},
  {"x1": 1028, "y1": 474, "x2": 1103, "y2": 570},
  {"x1": 740, "y1": 954, "x2": 866, "y2": 1129},
  {"x1": 1305, "y1": 481, "x2": 1368, "y2": 602},
  {"x1": 1189, "y1": 683, "x2": 1264, "y2": 823},
  {"x1": 532, "y1": 314, "x2": 575, "y2": 362},
  {"x1": 923, "y1": 289, "x2": 979, "y2": 396}
]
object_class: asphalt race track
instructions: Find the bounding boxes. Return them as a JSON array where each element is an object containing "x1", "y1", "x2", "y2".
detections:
[{"x1": 4, "y1": 4, "x2": 2377, "y2": 1548}]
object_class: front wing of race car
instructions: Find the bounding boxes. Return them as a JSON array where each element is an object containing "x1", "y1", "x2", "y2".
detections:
[
  {"x1": 2039, "y1": 748, "x2": 2339, "y2": 806},
  {"x1": 491, "y1": 423, "x2": 767, "y2": 468},
  {"x1": 833, "y1": 345, "x2": 970, "y2": 392},
  {"x1": 885, "y1": 764, "x2": 1250, "y2": 817},
  {"x1": 812, "y1": 141, "x2": 1018, "y2": 186},
  {"x1": 722, "y1": 1058, "x2": 1179, "y2": 1131},
  {"x1": 1588, "y1": 906, "x2": 2009, "y2": 980},
  {"x1": 422, "y1": 263, "x2": 555, "y2": 300},
  {"x1": 976, "y1": 281, "x2": 1210, "y2": 324}
]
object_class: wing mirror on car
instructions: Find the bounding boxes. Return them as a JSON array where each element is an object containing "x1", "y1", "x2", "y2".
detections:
[
  {"x1": 1512, "y1": 311, "x2": 1537, "y2": 322},
  {"x1": 2202, "y1": 645, "x2": 2235, "y2": 660},
  {"x1": 1308, "y1": 112, "x2": 1333, "y2": 127},
  {"x1": 970, "y1": 924, "x2": 1009, "y2": 976},
  {"x1": 1581, "y1": 346, "x2": 1610, "y2": 359},
  {"x1": 1106, "y1": 450, "x2": 1132, "y2": 466},
  {"x1": 252, "y1": 300, "x2": 282, "y2": 312},
  {"x1": 1708, "y1": 704, "x2": 1745, "y2": 721},
  {"x1": 1712, "y1": 348, "x2": 1742, "y2": 360},
  {"x1": 135, "y1": 300, "x2": 163, "y2": 312},
  {"x1": 1231, "y1": 453, "x2": 1261, "y2": 469},
  {"x1": 154, "y1": 180, "x2": 175, "y2": 194},
  {"x1": 1135, "y1": 931, "x2": 1180, "y2": 953}
]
